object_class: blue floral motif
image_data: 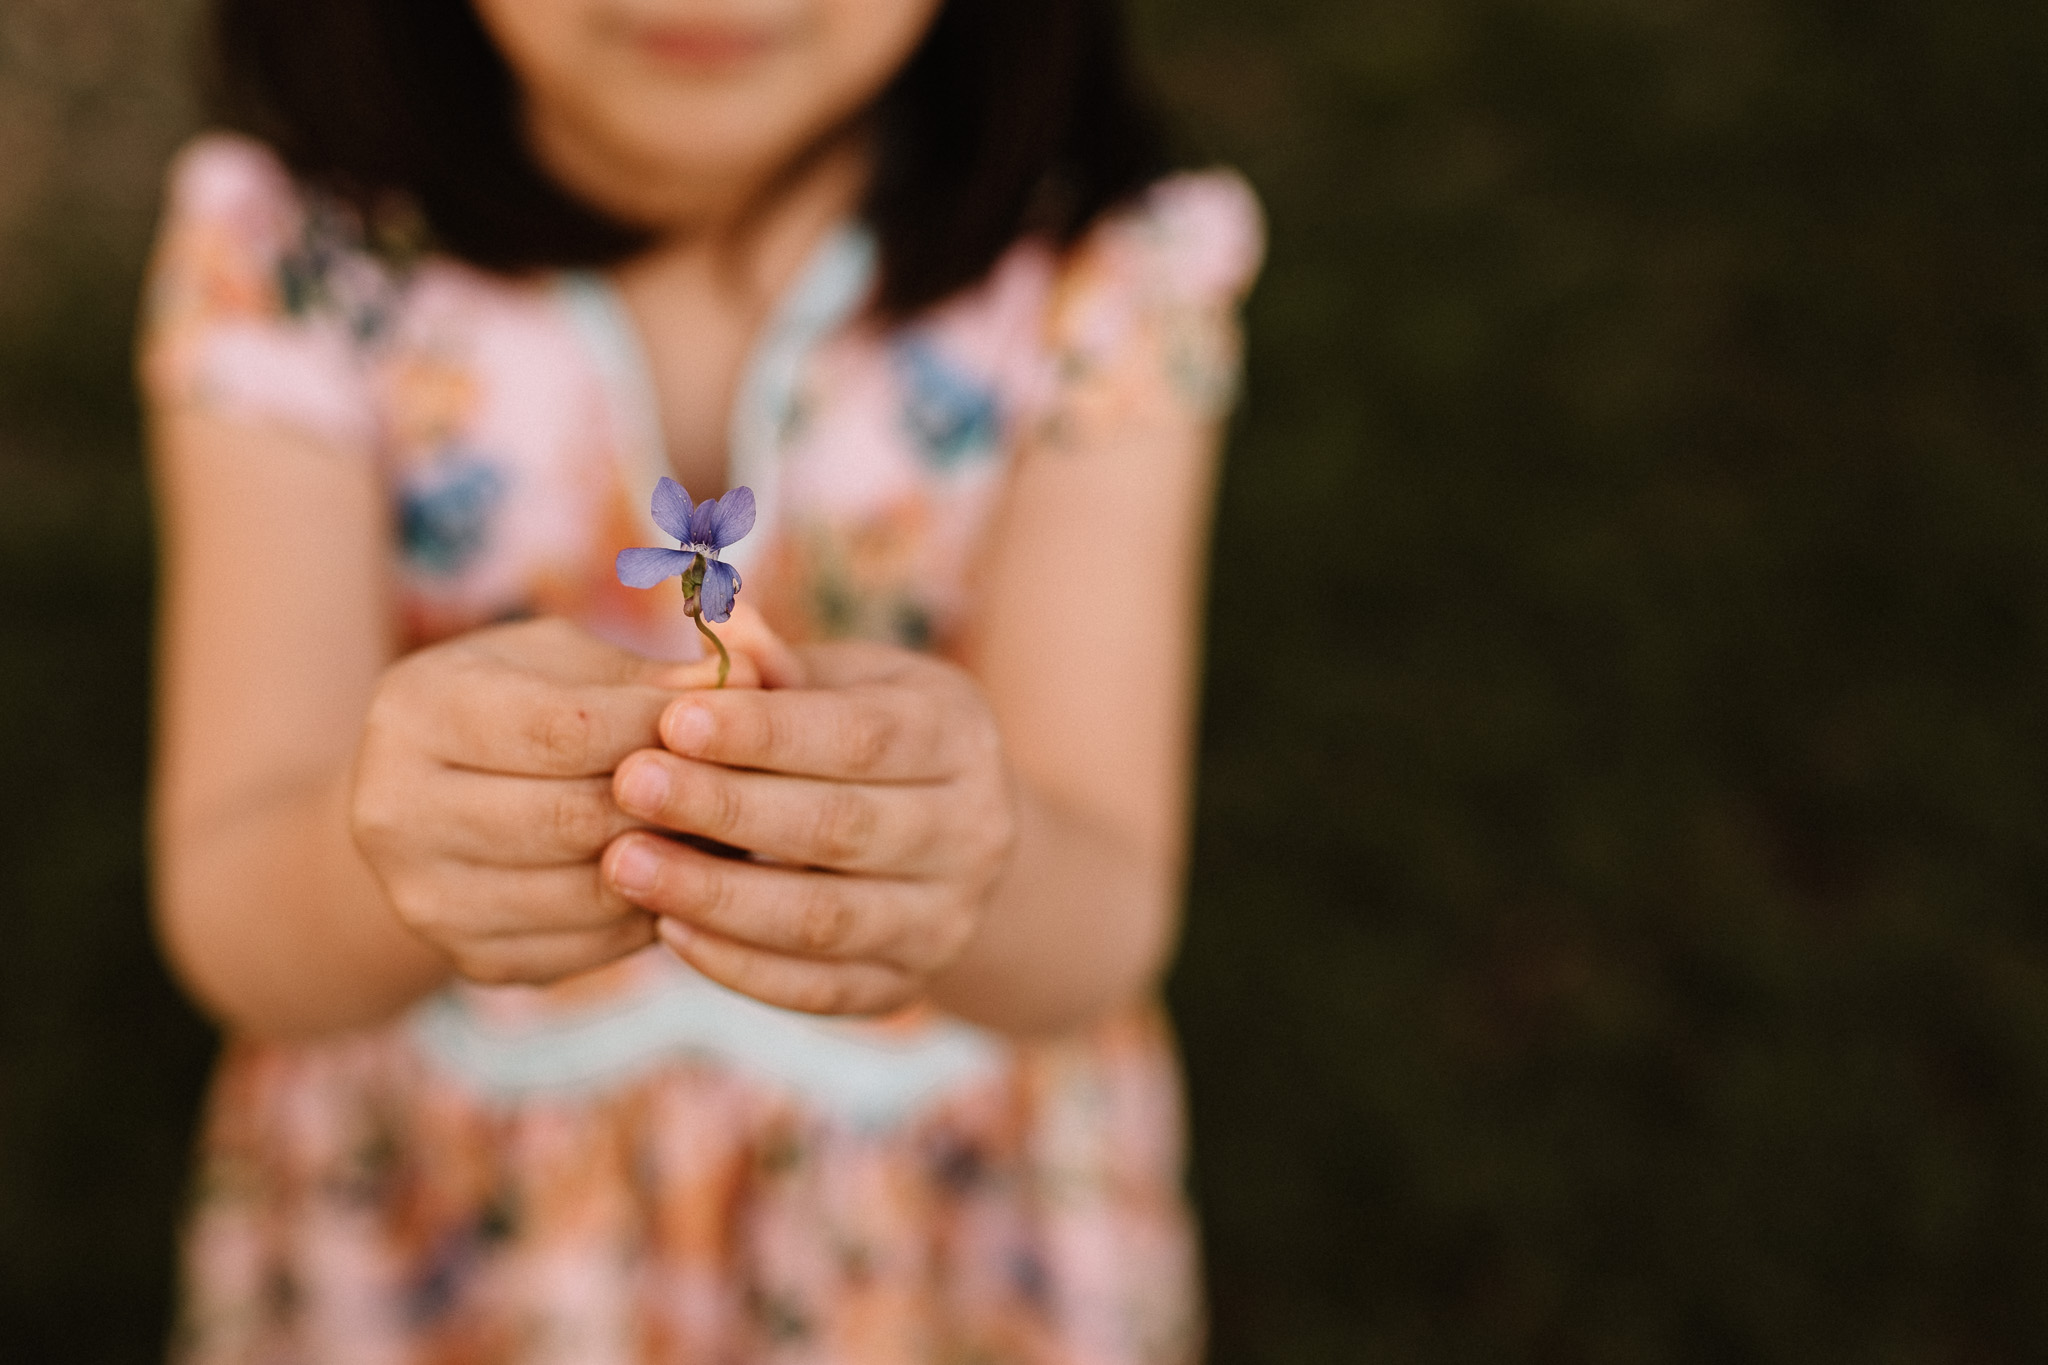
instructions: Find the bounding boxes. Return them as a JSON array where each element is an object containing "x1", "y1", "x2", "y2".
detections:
[
  {"x1": 891, "y1": 337, "x2": 1001, "y2": 470},
  {"x1": 398, "y1": 454, "x2": 505, "y2": 576},
  {"x1": 277, "y1": 201, "x2": 399, "y2": 343}
]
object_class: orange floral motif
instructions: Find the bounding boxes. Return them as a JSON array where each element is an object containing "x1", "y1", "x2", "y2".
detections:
[{"x1": 385, "y1": 355, "x2": 480, "y2": 460}]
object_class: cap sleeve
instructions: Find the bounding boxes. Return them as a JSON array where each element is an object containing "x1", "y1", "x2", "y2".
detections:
[
  {"x1": 1036, "y1": 168, "x2": 1266, "y2": 435},
  {"x1": 139, "y1": 134, "x2": 384, "y2": 452}
]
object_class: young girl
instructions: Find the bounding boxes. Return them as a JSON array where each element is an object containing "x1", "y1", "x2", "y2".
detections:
[{"x1": 145, "y1": 0, "x2": 1260, "y2": 1359}]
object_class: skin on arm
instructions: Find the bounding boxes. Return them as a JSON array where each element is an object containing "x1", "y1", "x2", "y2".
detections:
[
  {"x1": 938, "y1": 380, "x2": 1222, "y2": 1030},
  {"x1": 149, "y1": 406, "x2": 443, "y2": 1033},
  {"x1": 600, "y1": 364, "x2": 1226, "y2": 1037},
  {"x1": 149, "y1": 406, "x2": 788, "y2": 1038}
]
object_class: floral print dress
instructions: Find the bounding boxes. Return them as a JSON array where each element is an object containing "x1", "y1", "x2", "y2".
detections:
[{"x1": 144, "y1": 134, "x2": 1262, "y2": 1365}]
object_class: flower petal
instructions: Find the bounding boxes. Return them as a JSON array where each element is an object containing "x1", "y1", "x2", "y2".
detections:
[
  {"x1": 699, "y1": 558, "x2": 740, "y2": 623},
  {"x1": 616, "y1": 546, "x2": 697, "y2": 589},
  {"x1": 650, "y1": 477, "x2": 694, "y2": 542},
  {"x1": 705, "y1": 485, "x2": 757, "y2": 550},
  {"x1": 685, "y1": 494, "x2": 722, "y2": 547}
]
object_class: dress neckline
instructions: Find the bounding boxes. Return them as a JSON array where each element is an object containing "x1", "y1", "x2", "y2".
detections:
[{"x1": 553, "y1": 224, "x2": 878, "y2": 579}]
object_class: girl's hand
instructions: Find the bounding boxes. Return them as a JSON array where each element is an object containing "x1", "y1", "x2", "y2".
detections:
[
  {"x1": 601, "y1": 641, "x2": 1018, "y2": 1016},
  {"x1": 349, "y1": 612, "x2": 795, "y2": 987}
]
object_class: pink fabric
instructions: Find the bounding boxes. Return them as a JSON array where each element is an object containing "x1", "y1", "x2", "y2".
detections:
[{"x1": 146, "y1": 132, "x2": 1262, "y2": 1365}]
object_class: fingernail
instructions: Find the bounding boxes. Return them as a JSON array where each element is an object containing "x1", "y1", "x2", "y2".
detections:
[
  {"x1": 667, "y1": 704, "x2": 714, "y2": 754},
  {"x1": 609, "y1": 838, "x2": 660, "y2": 895},
  {"x1": 616, "y1": 759, "x2": 670, "y2": 815}
]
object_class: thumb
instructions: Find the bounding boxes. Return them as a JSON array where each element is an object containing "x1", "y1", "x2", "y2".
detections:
[{"x1": 644, "y1": 604, "x2": 806, "y2": 692}]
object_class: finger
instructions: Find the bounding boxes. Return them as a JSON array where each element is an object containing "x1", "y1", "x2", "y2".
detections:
[
  {"x1": 656, "y1": 918, "x2": 915, "y2": 1017},
  {"x1": 381, "y1": 615, "x2": 764, "y2": 778},
  {"x1": 613, "y1": 749, "x2": 946, "y2": 875},
  {"x1": 420, "y1": 773, "x2": 642, "y2": 865},
  {"x1": 456, "y1": 614, "x2": 773, "y2": 693},
  {"x1": 395, "y1": 658, "x2": 676, "y2": 777},
  {"x1": 644, "y1": 649, "x2": 764, "y2": 694},
  {"x1": 459, "y1": 616, "x2": 644, "y2": 680},
  {"x1": 706, "y1": 604, "x2": 807, "y2": 690},
  {"x1": 454, "y1": 914, "x2": 658, "y2": 987},
  {"x1": 789, "y1": 639, "x2": 919, "y2": 689},
  {"x1": 390, "y1": 860, "x2": 638, "y2": 940},
  {"x1": 631, "y1": 605, "x2": 799, "y2": 693},
  {"x1": 602, "y1": 832, "x2": 954, "y2": 968},
  {"x1": 658, "y1": 680, "x2": 958, "y2": 782},
  {"x1": 413, "y1": 611, "x2": 797, "y2": 775},
  {"x1": 466, "y1": 615, "x2": 698, "y2": 687}
]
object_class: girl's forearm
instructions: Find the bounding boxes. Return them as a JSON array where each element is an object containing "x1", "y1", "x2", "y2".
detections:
[
  {"x1": 153, "y1": 771, "x2": 449, "y2": 1039},
  {"x1": 927, "y1": 780, "x2": 1182, "y2": 1037}
]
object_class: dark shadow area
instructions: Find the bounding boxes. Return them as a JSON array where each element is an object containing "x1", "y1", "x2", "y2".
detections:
[
  {"x1": 1154, "y1": 1, "x2": 2048, "y2": 1360},
  {"x1": 0, "y1": 253, "x2": 218, "y2": 1356}
]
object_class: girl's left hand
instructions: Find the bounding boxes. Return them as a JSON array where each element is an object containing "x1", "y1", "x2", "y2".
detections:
[{"x1": 600, "y1": 640, "x2": 1018, "y2": 1015}]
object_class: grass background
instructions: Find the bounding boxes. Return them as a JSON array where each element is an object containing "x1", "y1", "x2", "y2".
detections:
[{"x1": 7, "y1": 0, "x2": 2048, "y2": 1358}]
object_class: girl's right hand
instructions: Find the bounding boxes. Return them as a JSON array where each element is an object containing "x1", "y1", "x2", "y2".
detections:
[{"x1": 348, "y1": 612, "x2": 794, "y2": 987}]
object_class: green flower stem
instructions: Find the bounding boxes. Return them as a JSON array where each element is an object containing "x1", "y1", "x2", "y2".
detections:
[
  {"x1": 694, "y1": 612, "x2": 731, "y2": 689},
  {"x1": 678, "y1": 558, "x2": 731, "y2": 687}
]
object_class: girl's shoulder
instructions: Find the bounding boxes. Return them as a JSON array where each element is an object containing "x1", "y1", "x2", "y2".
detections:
[
  {"x1": 152, "y1": 132, "x2": 400, "y2": 326},
  {"x1": 903, "y1": 169, "x2": 1265, "y2": 417},
  {"x1": 142, "y1": 134, "x2": 391, "y2": 449},
  {"x1": 143, "y1": 133, "x2": 539, "y2": 453},
  {"x1": 1065, "y1": 168, "x2": 1267, "y2": 314},
  {"x1": 160, "y1": 131, "x2": 305, "y2": 233},
  {"x1": 1028, "y1": 168, "x2": 1266, "y2": 424}
]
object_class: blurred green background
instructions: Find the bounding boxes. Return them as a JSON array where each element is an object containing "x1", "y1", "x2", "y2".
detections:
[{"x1": 8, "y1": 0, "x2": 2048, "y2": 1359}]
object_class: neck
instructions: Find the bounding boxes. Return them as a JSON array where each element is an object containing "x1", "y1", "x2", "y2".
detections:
[
  {"x1": 528, "y1": 102, "x2": 872, "y2": 245},
  {"x1": 597, "y1": 127, "x2": 871, "y2": 498},
  {"x1": 613, "y1": 131, "x2": 869, "y2": 312}
]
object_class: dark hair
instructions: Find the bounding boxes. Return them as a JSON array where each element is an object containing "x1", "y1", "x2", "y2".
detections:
[{"x1": 207, "y1": 0, "x2": 1170, "y2": 317}]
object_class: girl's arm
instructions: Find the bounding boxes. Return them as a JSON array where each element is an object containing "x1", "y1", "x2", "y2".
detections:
[
  {"x1": 935, "y1": 378, "x2": 1221, "y2": 1031},
  {"x1": 149, "y1": 407, "x2": 444, "y2": 1032}
]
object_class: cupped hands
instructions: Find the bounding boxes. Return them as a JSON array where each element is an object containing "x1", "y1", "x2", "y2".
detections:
[
  {"x1": 602, "y1": 640, "x2": 1018, "y2": 1017},
  {"x1": 347, "y1": 611, "x2": 795, "y2": 988}
]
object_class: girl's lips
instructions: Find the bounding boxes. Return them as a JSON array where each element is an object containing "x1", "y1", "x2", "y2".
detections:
[{"x1": 632, "y1": 23, "x2": 780, "y2": 71}]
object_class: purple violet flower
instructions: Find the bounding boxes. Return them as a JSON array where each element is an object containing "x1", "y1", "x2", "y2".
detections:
[
  {"x1": 616, "y1": 478, "x2": 755, "y2": 687},
  {"x1": 615, "y1": 478, "x2": 755, "y2": 624}
]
